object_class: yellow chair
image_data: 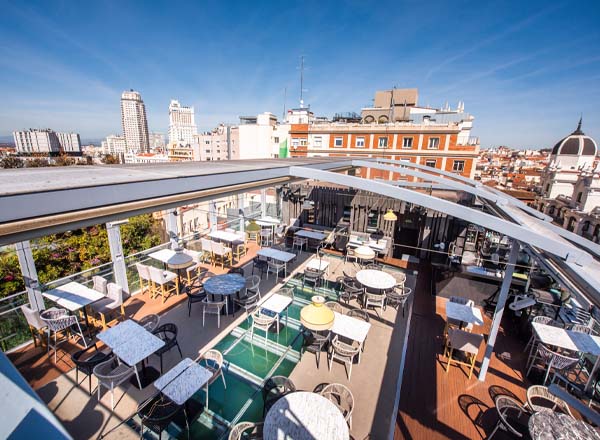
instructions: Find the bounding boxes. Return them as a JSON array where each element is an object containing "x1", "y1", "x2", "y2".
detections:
[{"x1": 444, "y1": 328, "x2": 483, "y2": 379}]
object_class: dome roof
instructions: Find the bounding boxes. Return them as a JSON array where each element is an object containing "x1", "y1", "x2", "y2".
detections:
[{"x1": 551, "y1": 118, "x2": 597, "y2": 156}]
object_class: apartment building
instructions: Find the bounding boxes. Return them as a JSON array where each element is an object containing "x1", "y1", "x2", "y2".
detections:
[
  {"x1": 195, "y1": 125, "x2": 238, "y2": 161},
  {"x1": 168, "y1": 100, "x2": 197, "y2": 146},
  {"x1": 100, "y1": 135, "x2": 127, "y2": 157},
  {"x1": 121, "y1": 89, "x2": 150, "y2": 152},
  {"x1": 287, "y1": 89, "x2": 479, "y2": 179},
  {"x1": 12, "y1": 129, "x2": 81, "y2": 155}
]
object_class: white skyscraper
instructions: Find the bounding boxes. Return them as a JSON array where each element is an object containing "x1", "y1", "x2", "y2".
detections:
[
  {"x1": 168, "y1": 99, "x2": 197, "y2": 146},
  {"x1": 121, "y1": 90, "x2": 150, "y2": 152}
]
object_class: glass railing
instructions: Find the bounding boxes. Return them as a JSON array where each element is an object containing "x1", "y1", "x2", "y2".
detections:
[{"x1": 0, "y1": 291, "x2": 31, "y2": 351}]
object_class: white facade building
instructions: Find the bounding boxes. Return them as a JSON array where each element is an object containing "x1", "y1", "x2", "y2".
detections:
[
  {"x1": 121, "y1": 90, "x2": 150, "y2": 152},
  {"x1": 101, "y1": 135, "x2": 127, "y2": 157},
  {"x1": 168, "y1": 100, "x2": 197, "y2": 146},
  {"x1": 238, "y1": 112, "x2": 288, "y2": 159},
  {"x1": 13, "y1": 129, "x2": 81, "y2": 155}
]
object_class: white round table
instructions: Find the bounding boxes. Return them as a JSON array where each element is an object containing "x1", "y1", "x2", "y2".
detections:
[
  {"x1": 356, "y1": 269, "x2": 396, "y2": 290},
  {"x1": 264, "y1": 391, "x2": 349, "y2": 440}
]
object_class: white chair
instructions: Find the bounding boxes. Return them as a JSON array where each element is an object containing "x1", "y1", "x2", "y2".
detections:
[
  {"x1": 328, "y1": 335, "x2": 360, "y2": 380},
  {"x1": 90, "y1": 283, "x2": 125, "y2": 330},
  {"x1": 92, "y1": 276, "x2": 108, "y2": 295},
  {"x1": 225, "y1": 228, "x2": 236, "y2": 234},
  {"x1": 199, "y1": 349, "x2": 227, "y2": 409},
  {"x1": 320, "y1": 383, "x2": 354, "y2": 428},
  {"x1": 250, "y1": 310, "x2": 276, "y2": 346},
  {"x1": 93, "y1": 357, "x2": 140, "y2": 410},
  {"x1": 40, "y1": 308, "x2": 88, "y2": 363},
  {"x1": 135, "y1": 263, "x2": 152, "y2": 295},
  {"x1": 245, "y1": 275, "x2": 261, "y2": 299},
  {"x1": 200, "y1": 238, "x2": 214, "y2": 264},
  {"x1": 202, "y1": 298, "x2": 226, "y2": 328},
  {"x1": 364, "y1": 291, "x2": 386, "y2": 312},
  {"x1": 212, "y1": 241, "x2": 233, "y2": 269},
  {"x1": 147, "y1": 266, "x2": 178, "y2": 303},
  {"x1": 21, "y1": 305, "x2": 47, "y2": 347},
  {"x1": 266, "y1": 259, "x2": 286, "y2": 280},
  {"x1": 292, "y1": 236, "x2": 308, "y2": 253},
  {"x1": 345, "y1": 246, "x2": 358, "y2": 264},
  {"x1": 260, "y1": 229, "x2": 273, "y2": 247}
]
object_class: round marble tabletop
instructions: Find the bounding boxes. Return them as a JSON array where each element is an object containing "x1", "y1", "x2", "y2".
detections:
[
  {"x1": 264, "y1": 391, "x2": 349, "y2": 440},
  {"x1": 354, "y1": 245, "x2": 376, "y2": 259},
  {"x1": 203, "y1": 274, "x2": 246, "y2": 296},
  {"x1": 529, "y1": 409, "x2": 600, "y2": 440},
  {"x1": 356, "y1": 269, "x2": 396, "y2": 290}
]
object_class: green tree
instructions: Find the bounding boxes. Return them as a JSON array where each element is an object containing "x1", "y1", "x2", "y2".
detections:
[
  {"x1": 1, "y1": 156, "x2": 24, "y2": 169},
  {"x1": 101, "y1": 154, "x2": 120, "y2": 164}
]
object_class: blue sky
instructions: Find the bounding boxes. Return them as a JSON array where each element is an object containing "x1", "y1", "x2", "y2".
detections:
[{"x1": 1, "y1": 0, "x2": 599, "y2": 148}]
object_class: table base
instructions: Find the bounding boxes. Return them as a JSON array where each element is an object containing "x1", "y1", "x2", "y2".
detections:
[{"x1": 131, "y1": 366, "x2": 161, "y2": 389}]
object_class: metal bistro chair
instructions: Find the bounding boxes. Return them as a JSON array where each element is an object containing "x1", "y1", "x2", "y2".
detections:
[
  {"x1": 262, "y1": 375, "x2": 296, "y2": 416},
  {"x1": 302, "y1": 267, "x2": 323, "y2": 291},
  {"x1": 152, "y1": 323, "x2": 183, "y2": 374},
  {"x1": 488, "y1": 395, "x2": 531, "y2": 439},
  {"x1": 186, "y1": 284, "x2": 207, "y2": 317},
  {"x1": 199, "y1": 349, "x2": 227, "y2": 409},
  {"x1": 136, "y1": 313, "x2": 161, "y2": 332},
  {"x1": 320, "y1": 383, "x2": 355, "y2": 428},
  {"x1": 337, "y1": 276, "x2": 363, "y2": 305},
  {"x1": 93, "y1": 357, "x2": 140, "y2": 410},
  {"x1": 71, "y1": 344, "x2": 112, "y2": 395},
  {"x1": 244, "y1": 274, "x2": 262, "y2": 299},
  {"x1": 40, "y1": 308, "x2": 88, "y2": 363},
  {"x1": 266, "y1": 259, "x2": 287, "y2": 280},
  {"x1": 137, "y1": 394, "x2": 187, "y2": 440},
  {"x1": 524, "y1": 315, "x2": 560, "y2": 356},
  {"x1": 228, "y1": 421, "x2": 264, "y2": 440},
  {"x1": 526, "y1": 343, "x2": 579, "y2": 385},
  {"x1": 202, "y1": 297, "x2": 226, "y2": 328},
  {"x1": 252, "y1": 256, "x2": 268, "y2": 278},
  {"x1": 260, "y1": 229, "x2": 273, "y2": 247},
  {"x1": 364, "y1": 291, "x2": 386, "y2": 313},
  {"x1": 386, "y1": 286, "x2": 412, "y2": 317},
  {"x1": 329, "y1": 334, "x2": 361, "y2": 380},
  {"x1": 292, "y1": 236, "x2": 308, "y2": 253},
  {"x1": 250, "y1": 310, "x2": 276, "y2": 346},
  {"x1": 325, "y1": 301, "x2": 344, "y2": 314},
  {"x1": 301, "y1": 328, "x2": 330, "y2": 368}
]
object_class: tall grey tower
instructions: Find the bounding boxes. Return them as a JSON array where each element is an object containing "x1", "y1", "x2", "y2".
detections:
[{"x1": 121, "y1": 89, "x2": 150, "y2": 152}]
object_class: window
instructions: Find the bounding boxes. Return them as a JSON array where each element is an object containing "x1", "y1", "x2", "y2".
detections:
[
  {"x1": 378, "y1": 137, "x2": 388, "y2": 148},
  {"x1": 452, "y1": 160, "x2": 465, "y2": 172},
  {"x1": 334, "y1": 137, "x2": 343, "y2": 147},
  {"x1": 367, "y1": 210, "x2": 379, "y2": 233},
  {"x1": 274, "y1": 137, "x2": 279, "y2": 143},
  {"x1": 427, "y1": 137, "x2": 440, "y2": 149},
  {"x1": 342, "y1": 205, "x2": 352, "y2": 223},
  {"x1": 300, "y1": 139, "x2": 307, "y2": 146},
  {"x1": 402, "y1": 137, "x2": 413, "y2": 148},
  {"x1": 292, "y1": 138, "x2": 300, "y2": 147},
  {"x1": 313, "y1": 136, "x2": 322, "y2": 147},
  {"x1": 355, "y1": 137, "x2": 365, "y2": 148},
  {"x1": 425, "y1": 159, "x2": 436, "y2": 168}
]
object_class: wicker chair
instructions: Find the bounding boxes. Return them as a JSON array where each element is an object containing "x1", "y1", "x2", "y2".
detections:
[
  {"x1": 93, "y1": 357, "x2": 140, "y2": 410},
  {"x1": 232, "y1": 291, "x2": 260, "y2": 319},
  {"x1": 136, "y1": 314, "x2": 160, "y2": 332},
  {"x1": 71, "y1": 344, "x2": 112, "y2": 394},
  {"x1": 302, "y1": 267, "x2": 323, "y2": 290},
  {"x1": 386, "y1": 286, "x2": 412, "y2": 317},
  {"x1": 301, "y1": 328, "x2": 330, "y2": 368},
  {"x1": 337, "y1": 276, "x2": 363, "y2": 305},
  {"x1": 524, "y1": 385, "x2": 574, "y2": 416},
  {"x1": 488, "y1": 395, "x2": 531, "y2": 439},
  {"x1": 250, "y1": 310, "x2": 276, "y2": 346},
  {"x1": 329, "y1": 334, "x2": 361, "y2": 380},
  {"x1": 325, "y1": 301, "x2": 344, "y2": 314},
  {"x1": 364, "y1": 291, "x2": 386, "y2": 312},
  {"x1": 228, "y1": 422, "x2": 264, "y2": 440},
  {"x1": 152, "y1": 323, "x2": 183, "y2": 374},
  {"x1": 526, "y1": 343, "x2": 579, "y2": 385},
  {"x1": 244, "y1": 274, "x2": 262, "y2": 298},
  {"x1": 263, "y1": 375, "x2": 296, "y2": 416},
  {"x1": 199, "y1": 349, "x2": 227, "y2": 408},
  {"x1": 137, "y1": 394, "x2": 186, "y2": 440},
  {"x1": 186, "y1": 285, "x2": 207, "y2": 317},
  {"x1": 568, "y1": 323, "x2": 593, "y2": 334},
  {"x1": 365, "y1": 263, "x2": 382, "y2": 270},
  {"x1": 40, "y1": 308, "x2": 87, "y2": 363},
  {"x1": 320, "y1": 383, "x2": 355, "y2": 428},
  {"x1": 346, "y1": 309, "x2": 370, "y2": 322}
]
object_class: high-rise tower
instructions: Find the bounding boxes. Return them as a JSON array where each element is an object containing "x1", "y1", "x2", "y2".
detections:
[
  {"x1": 168, "y1": 100, "x2": 197, "y2": 146},
  {"x1": 121, "y1": 90, "x2": 150, "y2": 152}
]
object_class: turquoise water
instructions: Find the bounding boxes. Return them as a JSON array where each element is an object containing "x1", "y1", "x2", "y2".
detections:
[{"x1": 157, "y1": 256, "x2": 405, "y2": 439}]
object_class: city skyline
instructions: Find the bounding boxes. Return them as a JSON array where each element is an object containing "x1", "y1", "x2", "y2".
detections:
[{"x1": 1, "y1": 0, "x2": 599, "y2": 148}]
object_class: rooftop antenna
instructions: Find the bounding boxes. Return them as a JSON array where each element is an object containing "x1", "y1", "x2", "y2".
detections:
[
  {"x1": 283, "y1": 87, "x2": 287, "y2": 120},
  {"x1": 299, "y1": 55, "x2": 305, "y2": 108}
]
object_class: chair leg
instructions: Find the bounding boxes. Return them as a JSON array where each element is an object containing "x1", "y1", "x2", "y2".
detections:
[
  {"x1": 134, "y1": 366, "x2": 142, "y2": 389},
  {"x1": 160, "y1": 355, "x2": 164, "y2": 374},
  {"x1": 220, "y1": 370, "x2": 227, "y2": 389},
  {"x1": 176, "y1": 342, "x2": 183, "y2": 358},
  {"x1": 88, "y1": 374, "x2": 92, "y2": 395}
]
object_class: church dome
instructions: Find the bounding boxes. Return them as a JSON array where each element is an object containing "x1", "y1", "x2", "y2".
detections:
[{"x1": 551, "y1": 119, "x2": 597, "y2": 156}]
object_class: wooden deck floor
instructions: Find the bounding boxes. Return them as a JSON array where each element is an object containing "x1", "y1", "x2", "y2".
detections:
[{"x1": 395, "y1": 264, "x2": 531, "y2": 440}]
